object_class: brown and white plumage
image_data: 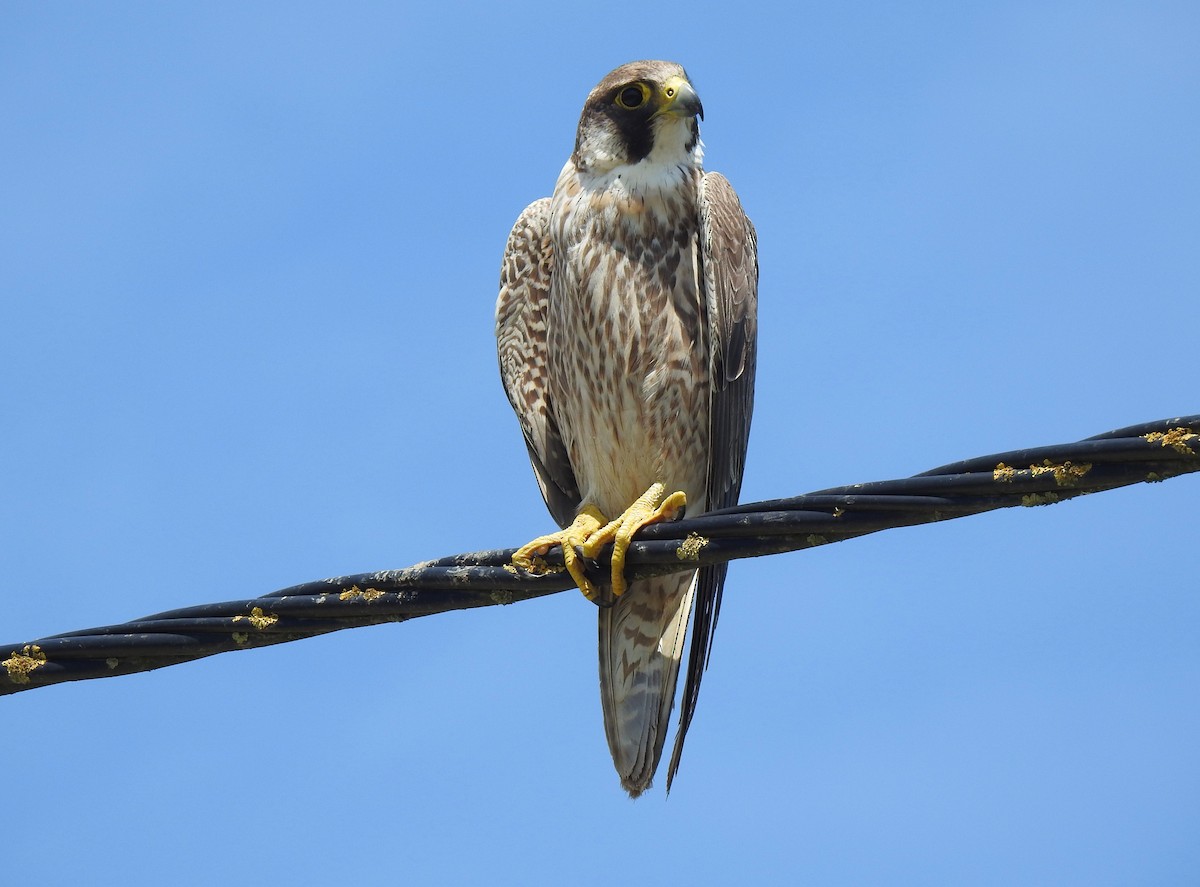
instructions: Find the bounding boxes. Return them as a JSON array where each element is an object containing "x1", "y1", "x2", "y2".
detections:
[{"x1": 496, "y1": 61, "x2": 757, "y2": 795}]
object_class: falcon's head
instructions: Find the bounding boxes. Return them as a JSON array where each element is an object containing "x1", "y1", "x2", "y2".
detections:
[{"x1": 572, "y1": 60, "x2": 704, "y2": 176}]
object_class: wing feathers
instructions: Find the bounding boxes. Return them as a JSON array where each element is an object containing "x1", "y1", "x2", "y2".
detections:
[
  {"x1": 495, "y1": 198, "x2": 581, "y2": 528},
  {"x1": 666, "y1": 172, "x2": 758, "y2": 790}
]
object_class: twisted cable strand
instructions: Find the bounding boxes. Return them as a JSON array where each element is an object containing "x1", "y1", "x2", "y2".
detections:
[{"x1": 3, "y1": 415, "x2": 1196, "y2": 696}]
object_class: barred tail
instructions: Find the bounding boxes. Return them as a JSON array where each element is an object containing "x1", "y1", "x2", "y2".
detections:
[{"x1": 598, "y1": 571, "x2": 697, "y2": 797}]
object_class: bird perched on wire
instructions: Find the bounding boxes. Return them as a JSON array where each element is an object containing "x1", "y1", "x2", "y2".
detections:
[{"x1": 495, "y1": 60, "x2": 757, "y2": 796}]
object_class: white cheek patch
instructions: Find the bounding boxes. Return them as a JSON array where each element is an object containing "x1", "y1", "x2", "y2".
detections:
[{"x1": 576, "y1": 125, "x2": 628, "y2": 174}]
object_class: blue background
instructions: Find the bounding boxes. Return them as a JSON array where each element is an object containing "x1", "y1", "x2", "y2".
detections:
[{"x1": 4, "y1": 3, "x2": 1198, "y2": 883}]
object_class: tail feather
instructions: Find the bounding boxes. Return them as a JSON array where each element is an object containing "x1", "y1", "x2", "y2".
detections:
[{"x1": 598, "y1": 571, "x2": 697, "y2": 797}]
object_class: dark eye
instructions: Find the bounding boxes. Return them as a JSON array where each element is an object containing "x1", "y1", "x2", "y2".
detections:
[{"x1": 615, "y1": 83, "x2": 650, "y2": 110}]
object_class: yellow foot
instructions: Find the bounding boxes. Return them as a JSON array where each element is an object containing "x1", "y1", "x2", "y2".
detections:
[
  {"x1": 582, "y1": 483, "x2": 687, "y2": 598},
  {"x1": 512, "y1": 505, "x2": 608, "y2": 600}
]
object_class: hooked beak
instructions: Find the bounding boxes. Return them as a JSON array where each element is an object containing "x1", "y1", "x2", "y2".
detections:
[{"x1": 657, "y1": 75, "x2": 704, "y2": 121}]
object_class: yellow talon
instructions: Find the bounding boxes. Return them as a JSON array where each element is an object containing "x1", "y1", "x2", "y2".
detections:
[
  {"x1": 512, "y1": 505, "x2": 607, "y2": 600},
  {"x1": 582, "y1": 483, "x2": 687, "y2": 598},
  {"x1": 512, "y1": 484, "x2": 687, "y2": 601}
]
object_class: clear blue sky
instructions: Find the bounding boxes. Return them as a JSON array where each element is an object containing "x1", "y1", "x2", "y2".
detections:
[{"x1": 4, "y1": 3, "x2": 1198, "y2": 883}]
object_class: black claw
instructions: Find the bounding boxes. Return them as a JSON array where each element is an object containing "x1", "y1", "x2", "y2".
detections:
[{"x1": 578, "y1": 554, "x2": 606, "y2": 581}]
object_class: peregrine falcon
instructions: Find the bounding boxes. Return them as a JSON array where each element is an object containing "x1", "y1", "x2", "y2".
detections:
[{"x1": 495, "y1": 60, "x2": 757, "y2": 796}]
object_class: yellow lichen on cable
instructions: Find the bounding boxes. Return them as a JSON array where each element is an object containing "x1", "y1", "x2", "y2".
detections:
[
  {"x1": 1144, "y1": 427, "x2": 1198, "y2": 456},
  {"x1": 339, "y1": 585, "x2": 385, "y2": 602},
  {"x1": 232, "y1": 606, "x2": 277, "y2": 631},
  {"x1": 3, "y1": 645, "x2": 47, "y2": 684},
  {"x1": 1030, "y1": 459, "x2": 1092, "y2": 487},
  {"x1": 1021, "y1": 492, "x2": 1061, "y2": 506},
  {"x1": 676, "y1": 533, "x2": 709, "y2": 561},
  {"x1": 997, "y1": 460, "x2": 1090, "y2": 487}
]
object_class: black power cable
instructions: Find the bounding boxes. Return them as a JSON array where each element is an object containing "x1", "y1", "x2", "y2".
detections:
[{"x1": 3, "y1": 415, "x2": 1195, "y2": 696}]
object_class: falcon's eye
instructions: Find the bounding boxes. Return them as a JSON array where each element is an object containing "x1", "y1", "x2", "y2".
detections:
[{"x1": 615, "y1": 83, "x2": 651, "y2": 110}]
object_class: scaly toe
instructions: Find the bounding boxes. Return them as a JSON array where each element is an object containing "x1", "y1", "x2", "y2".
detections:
[
  {"x1": 512, "y1": 536, "x2": 557, "y2": 573},
  {"x1": 582, "y1": 484, "x2": 688, "y2": 597},
  {"x1": 511, "y1": 506, "x2": 607, "y2": 601}
]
